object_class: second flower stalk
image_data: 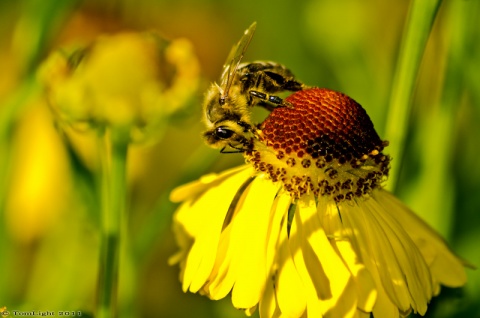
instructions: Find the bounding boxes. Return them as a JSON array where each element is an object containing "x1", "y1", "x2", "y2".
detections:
[{"x1": 97, "y1": 130, "x2": 128, "y2": 318}]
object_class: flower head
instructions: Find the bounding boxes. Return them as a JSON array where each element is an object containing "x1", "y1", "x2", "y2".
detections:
[
  {"x1": 170, "y1": 88, "x2": 467, "y2": 317},
  {"x1": 247, "y1": 88, "x2": 390, "y2": 201}
]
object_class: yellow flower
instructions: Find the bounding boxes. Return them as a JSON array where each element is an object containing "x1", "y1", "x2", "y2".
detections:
[
  {"x1": 170, "y1": 88, "x2": 467, "y2": 317},
  {"x1": 38, "y1": 32, "x2": 199, "y2": 143}
]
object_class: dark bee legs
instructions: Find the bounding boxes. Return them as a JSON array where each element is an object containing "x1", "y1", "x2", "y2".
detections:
[
  {"x1": 239, "y1": 63, "x2": 304, "y2": 110},
  {"x1": 220, "y1": 145, "x2": 247, "y2": 153},
  {"x1": 249, "y1": 90, "x2": 288, "y2": 111}
]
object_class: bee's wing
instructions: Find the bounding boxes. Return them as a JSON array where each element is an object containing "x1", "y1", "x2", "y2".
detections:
[{"x1": 220, "y1": 22, "x2": 257, "y2": 99}]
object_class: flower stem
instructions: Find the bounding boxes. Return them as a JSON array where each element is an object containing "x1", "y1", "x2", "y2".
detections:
[
  {"x1": 385, "y1": 0, "x2": 442, "y2": 192},
  {"x1": 97, "y1": 130, "x2": 128, "y2": 318}
]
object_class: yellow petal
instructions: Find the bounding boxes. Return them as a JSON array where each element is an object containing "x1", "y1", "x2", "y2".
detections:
[
  {"x1": 321, "y1": 196, "x2": 377, "y2": 313},
  {"x1": 205, "y1": 175, "x2": 281, "y2": 308},
  {"x1": 170, "y1": 165, "x2": 251, "y2": 202},
  {"x1": 259, "y1": 278, "x2": 281, "y2": 318},
  {"x1": 274, "y1": 211, "x2": 307, "y2": 317},
  {"x1": 347, "y1": 201, "x2": 412, "y2": 310},
  {"x1": 339, "y1": 202, "x2": 400, "y2": 318},
  {"x1": 289, "y1": 193, "x2": 358, "y2": 318},
  {"x1": 338, "y1": 191, "x2": 438, "y2": 316},
  {"x1": 363, "y1": 196, "x2": 432, "y2": 314},
  {"x1": 256, "y1": 192, "x2": 293, "y2": 317},
  {"x1": 265, "y1": 191, "x2": 293, "y2": 282},
  {"x1": 374, "y1": 189, "x2": 467, "y2": 287},
  {"x1": 175, "y1": 167, "x2": 254, "y2": 293},
  {"x1": 336, "y1": 240, "x2": 377, "y2": 313},
  {"x1": 230, "y1": 176, "x2": 281, "y2": 309},
  {"x1": 244, "y1": 305, "x2": 258, "y2": 317},
  {"x1": 204, "y1": 223, "x2": 235, "y2": 299}
]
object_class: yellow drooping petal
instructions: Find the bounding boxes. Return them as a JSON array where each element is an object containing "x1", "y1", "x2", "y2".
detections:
[
  {"x1": 203, "y1": 175, "x2": 281, "y2": 306},
  {"x1": 170, "y1": 165, "x2": 251, "y2": 202},
  {"x1": 349, "y1": 201, "x2": 412, "y2": 311},
  {"x1": 365, "y1": 200, "x2": 433, "y2": 315},
  {"x1": 289, "y1": 193, "x2": 358, "y2": 318},
  {"x1": 336, "y1": 240, "x2": 377, "y2": 312},
  {"x1": 320, "y1": 195, "x2": 377, "y2": 313},
  {"x1": 204, "y1": 221, "x2": 236, "y2": 300},
  {"x1": 272, "y1": 210, "x2": 307, "y2": 317},
  {"x1": 224, "y1": 176, "x2": 280, "y2": 309},
  {"x1": 257, "y1": 191, "x2": 295, "y2": 317},
  {"x1": 265, "y1": 191, "x2": 293, "y2": 283},
  {"x1": 374, "y1": 189, "x2": 467, "y2": 287},
  {"x1": 338, "y1": 189, "x2": 444, "y2": 316},
  {"x1": 172, "y1": 166, "x2": 254, "y2": 293},
  {"x1": 339, "y1": 202, "x2": 400, "y2": 318},
  {"x1": 259, "y1": 270, "x2": 282, "y2": 318}
]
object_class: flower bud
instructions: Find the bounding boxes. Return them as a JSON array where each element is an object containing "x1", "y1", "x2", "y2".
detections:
[{"x1": 39, "y1": 32, "x2": 199, "y2": 143}]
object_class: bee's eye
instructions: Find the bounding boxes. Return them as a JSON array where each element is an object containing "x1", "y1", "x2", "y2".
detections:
[{"x1": 215, "y1": 127, "x2": 234, "y2": 139}]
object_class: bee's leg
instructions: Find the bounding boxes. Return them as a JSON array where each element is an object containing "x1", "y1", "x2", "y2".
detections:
[
  {"x1": 220, "y1": 146, "x2": 243, "y2": 154},
  {"x1": 249, "y1": 90, "x2": 293, "y2": 110},
  {"x1": 236, "y1": 120, "x2": 252, "y2": 132},
  {"x1": 220, "y1": 139, "x2": 252, "y2": 153}
]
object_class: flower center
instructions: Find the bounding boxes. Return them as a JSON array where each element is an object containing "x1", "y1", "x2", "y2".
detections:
[{"x1": 245, "y1": 88, "x2": 390, "y2": 201}]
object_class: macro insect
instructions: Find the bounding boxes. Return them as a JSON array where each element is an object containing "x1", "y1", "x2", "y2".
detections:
[{"x1": 202, "y1": 22, "x2": 305, "y2": 152}]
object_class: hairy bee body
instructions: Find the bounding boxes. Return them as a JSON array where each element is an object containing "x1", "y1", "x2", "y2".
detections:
[{"x1": 202, "y1": 23, "x2": 304, "y2": 152}]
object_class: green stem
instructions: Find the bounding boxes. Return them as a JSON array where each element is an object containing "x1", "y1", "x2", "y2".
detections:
[
  {"x1": 384, "y1": 0, "x2": 442, "y2": 192},
  {"x1": 97, "y1": 131, "x2": 128, "y2": 318}
]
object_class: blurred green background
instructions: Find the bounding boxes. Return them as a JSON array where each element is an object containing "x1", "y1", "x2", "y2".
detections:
[{"x1": 0, "y1": 0, "x2": 479, "y2": 317}]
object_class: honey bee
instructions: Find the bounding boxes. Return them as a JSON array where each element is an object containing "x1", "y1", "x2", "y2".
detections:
[{"x1": 203, "y1": 22, "x2": 304, "y2": 152}]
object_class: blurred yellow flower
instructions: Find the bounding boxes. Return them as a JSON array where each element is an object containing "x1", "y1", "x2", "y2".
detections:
[
  {"x1": 170, "y1": 88, "x2": 467, "y2": 317},
  {"x1": 38, "y1": 31, "x2": 199, "y2": 143}
]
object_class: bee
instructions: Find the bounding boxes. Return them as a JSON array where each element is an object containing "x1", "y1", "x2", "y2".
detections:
[{"x1": 203, "y1": 22, "x2": 305, "y2": 152}]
